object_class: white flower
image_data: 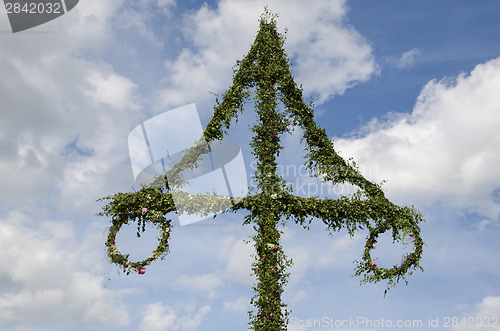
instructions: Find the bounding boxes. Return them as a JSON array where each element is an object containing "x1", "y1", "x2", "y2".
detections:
[{"x1": 271, "y1": 194, "x2": 277, "y2": 199}]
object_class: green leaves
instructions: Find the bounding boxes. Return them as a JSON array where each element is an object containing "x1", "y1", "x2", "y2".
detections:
[
  {"x1": 105, "y1": 208, "x2": 172, "y2": 274},
  {"x1": 352, "y1": 207, "x2": 425, "y2": 296},
  {"x1": 97, "y1": 9, "x2": 426, "y2": 331}
]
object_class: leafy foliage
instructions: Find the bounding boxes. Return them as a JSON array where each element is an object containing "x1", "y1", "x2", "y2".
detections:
[{"x1": 97, "y1": 8, "x2": 425, "y2": 331}]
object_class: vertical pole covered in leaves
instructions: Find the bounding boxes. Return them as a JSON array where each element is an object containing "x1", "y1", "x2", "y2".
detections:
[
  {"x1": 247, "y1": 14, "x2": 292, "y2": 329},
  {"x1": 98, "y1": 9, "x2": 425, "y2": 331}
]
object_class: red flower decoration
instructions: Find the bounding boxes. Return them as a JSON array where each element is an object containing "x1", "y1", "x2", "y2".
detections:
[{"x1": 138, "y1": 267, "x2": 146, "y2": 274}]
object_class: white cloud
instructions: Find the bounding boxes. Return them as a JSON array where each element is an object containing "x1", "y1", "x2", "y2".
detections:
[
  {"x1": 176, "y1": 273, "x2": 223, "y2": 299},
  {"x1": 0, "y1": 4, "x2": 150, "y2": 326},
  {"x1": 398, "y1": 48, "x2": 421, "y2": 69},
  {"x1": 285, "y1": 241, "x2": 313, "y2": 286},
  {"x1": 453, "y1": 296, "x2": 500, "y2": 331},
  {"x1": 0, "y1": 54, "x2": 141, "y2": 212},
  {"x1": 0, "y1": 211, "x2": 131, "y2": 329},
  {"x1": 316, "y1": 233, "x2": 360, "y2": 267},
  {"x1": 279, "y1": 0, "x2": 377, "y2": 103},
  {"x1": 157, "y1": 0, "x2": 176, "y2": 8},
  {"x1": 334, "y1": 57, "x2": 500, "y2": 225},
  {"x1": 140, "y1": 303, "x2": 177, "y2": 331},
  {"x1": 223, "y1": 296, "x2": 250, "y2": 313},
  {"x1": 288, "y1": 325, "x2": 309, "y2": 331},
  {"x1": 113, "y1": 0, "x2": 177, "y2": 44},
  {"x1": 140, "y1": 302, "x2": 211, "y2": 331},
  {"x1": 217, "y1": 235, "x2": 255, "y2": 285},
  {"x1": 86, "y1": 70, "x2": 139, "y2": 111},
  {"x1": 63, "y1": 0, "x2": 125, "y2": 52},
  {"x1": 156, "y1": 0, "x2": 377, "y2": 109},
  {"x1": 0, "y1": 4, "x2": 145, "y2": 213},
  {"x1": 288, "y1": 290, "x2": 309, "y2": 304}
]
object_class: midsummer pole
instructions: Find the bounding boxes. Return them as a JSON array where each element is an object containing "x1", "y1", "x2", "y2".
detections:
[{"x1": 98, "y1": 10, "x2": 425, "y2": 331}]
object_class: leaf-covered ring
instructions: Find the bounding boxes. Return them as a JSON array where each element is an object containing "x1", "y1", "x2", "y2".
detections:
[{"x1": 105, "y1": 211, "x2": 171, "y2": 274}]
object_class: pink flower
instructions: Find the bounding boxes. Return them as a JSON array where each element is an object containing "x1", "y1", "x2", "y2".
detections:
[
  {"x1": 271, "y1": 269, "x2": 275, "y2": 273},
  {"x1": 409, "y1": 232, "x2": 415, "y2": 238},
  {"x1": 141, "y1": 208, "x2": 148, "y2": 215},
  {"x1": 138, "y1": 267, "x2": 146, "y2": 274},
  {"x1": 370, "y1": 261, "x2": 377, "y2": 267}
]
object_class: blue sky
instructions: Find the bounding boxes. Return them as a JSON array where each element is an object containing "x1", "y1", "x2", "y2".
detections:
[{"x1": 1, "y1": 1, "x2": 500, "y2": 330}]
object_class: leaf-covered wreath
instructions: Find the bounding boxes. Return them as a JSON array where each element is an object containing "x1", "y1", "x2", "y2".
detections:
[
  {"x1": 105, "y1": 207, "x2": 172, "y2": 275},
  {"x1": 353, "y1": 206, "x2": 425, "y2": 295}
]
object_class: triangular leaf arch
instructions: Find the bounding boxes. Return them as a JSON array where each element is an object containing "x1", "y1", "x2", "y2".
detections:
[{"x1": 98, "y1": 9, "x2": 425, "y2": 331}]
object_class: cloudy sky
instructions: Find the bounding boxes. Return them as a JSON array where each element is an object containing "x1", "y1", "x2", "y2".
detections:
[{"x1": 1, "y1": 0, "x2": 500, "y2": 330}]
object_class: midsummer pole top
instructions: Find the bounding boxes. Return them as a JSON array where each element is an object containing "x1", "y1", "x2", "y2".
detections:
[{"x1": 98, "y1": 8, "x2": 425, "y2": 331}]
